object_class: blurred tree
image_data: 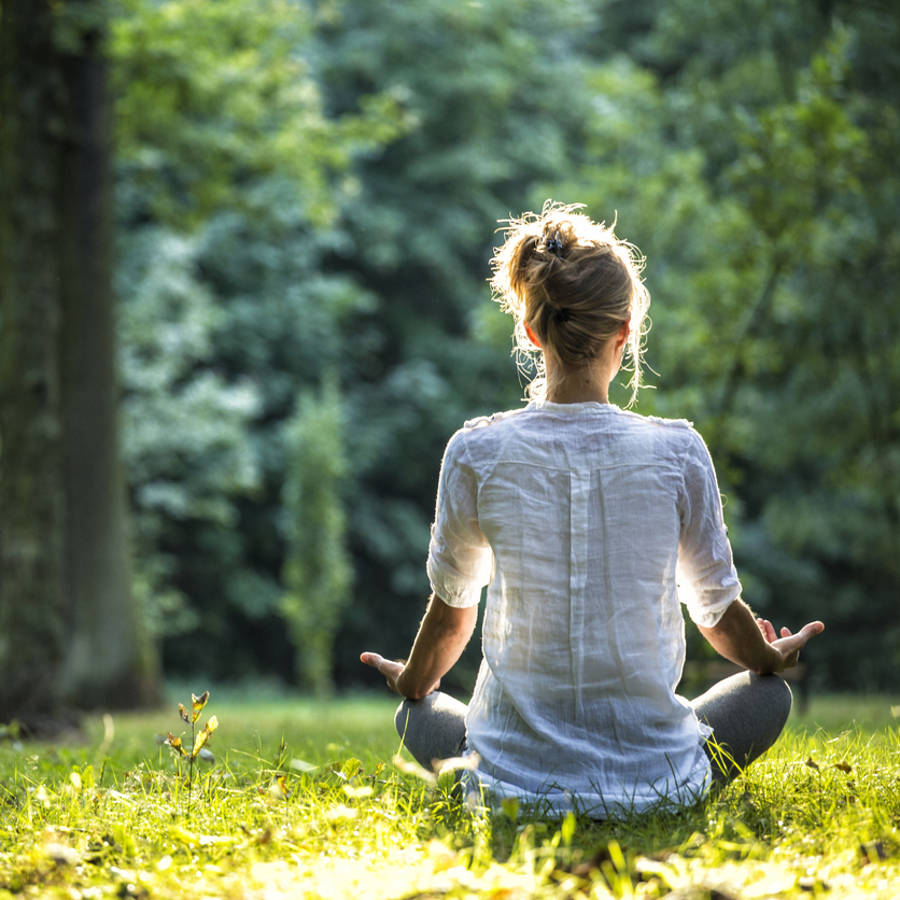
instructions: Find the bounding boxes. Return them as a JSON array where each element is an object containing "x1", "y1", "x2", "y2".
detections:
[
  {"x1": 0, "y1": 0, "x2": 158, "y2": 725},
  {"x1": 314, "y1": 0, "x2": 612, "y2": 686},
  {"x1": 280, "y1": 375, "x2": 352, "y2": 694},
  {"x1": 110, "y1": 0, "x2": 405, "y2": 681},
  {"x1": 654, "y1": 3, "x2": 900, "y2": 689},
  {"x1": 556, "y1": 0, "x2": 900, "y2": 687},
  {"x1": 99, "y1": 0, "x2": 897, "y2": 691},
  {"x1": 117, "y1": 228, "x2": 261, "y2": 648}
]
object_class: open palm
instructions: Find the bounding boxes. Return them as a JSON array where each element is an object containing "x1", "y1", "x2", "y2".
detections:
[{"x1": 756, "y1": 618, "x2": 825, "y2": 672}]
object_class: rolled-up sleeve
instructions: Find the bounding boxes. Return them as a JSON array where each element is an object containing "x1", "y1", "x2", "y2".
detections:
[
  {"x1": 677, "y1": 428, "x2": 742, "y2": 628},
  {"x1": 426, "y1": 430, "x2": 493, "y2": 608}
]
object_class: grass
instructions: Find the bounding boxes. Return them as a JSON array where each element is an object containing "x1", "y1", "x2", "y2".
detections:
[{"x1": 0, "y1": 689, "x2": 897, "y2": 899}]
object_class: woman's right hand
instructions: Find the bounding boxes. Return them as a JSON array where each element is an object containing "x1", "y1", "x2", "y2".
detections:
[
  {"x1": 360, "y1": 651, "x2": 441, "y2": 698},
  {"x1": 360, "y1": 651, "x2": 407, "y2": 694}
]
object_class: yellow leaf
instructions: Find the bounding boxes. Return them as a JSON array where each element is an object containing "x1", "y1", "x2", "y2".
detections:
[
  {"x1": 166, "y1": 733, "x2": 188, "y2": 756},
  {"x1": 192, "y1": 729, "x2": 210, "y2": 758},
  {"x1": 206, "y1": 715, "x2": 218, "y2": 733},
  {"x1": 191, "y1": 690, "x2": 210, "y2": 722},
  {"x1": 267, "y1": 774, "x2": 290, "y2": 799},
  {"x1": 178, "y1": 703, "x2": 190, "y2": 724}
]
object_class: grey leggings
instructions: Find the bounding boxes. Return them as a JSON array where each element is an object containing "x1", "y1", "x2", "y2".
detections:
[{"x1": 394, "y1": 670, "x2": 792, "y2": 786}]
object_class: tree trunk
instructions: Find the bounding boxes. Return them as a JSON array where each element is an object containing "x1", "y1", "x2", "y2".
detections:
[
  {"x1": 0, "y1": 0, "x2": 69, "y2": 726},
  {"x1": 0, "y1": 0, "x2": 159, "y2": 724},
  {"x1": 57, "y1": 0, "x2": 159, "y2": 708}
]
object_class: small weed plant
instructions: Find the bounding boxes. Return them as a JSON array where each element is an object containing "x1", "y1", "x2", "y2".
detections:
[
  {"x1": 0, "y1": 693, "x2": 896, "y2": 898},
  {"x1": 163, "y1": 689, "x2": 218, "y2": 810}
]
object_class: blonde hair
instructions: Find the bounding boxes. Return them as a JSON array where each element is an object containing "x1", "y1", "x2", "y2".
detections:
[{"x1": 489, "y1": 200, "x2": 651, "y2": 405}]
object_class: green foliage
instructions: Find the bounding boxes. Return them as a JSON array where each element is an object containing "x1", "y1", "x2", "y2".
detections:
[
  {"x1": 280, "y1": 376, "x2": 352, "y2": 694},
  {"x1": 109, "y1": 0, "x2": 401, "y2": 682},
  {"x1": 316, "y1": 0, "x2": 618, "y2": 685},
  {"x1": 664, "y1": 8, "x2": 900, "y2": 688},
  {"x1": 552, "y1": 2, "x2": 900, "y2": 687},
  {"x1": 111, "y1": 0, "x2": 405, "y2": 228},
  {"x1": 118, "y1": 228, "x2": 261, "y2": 639},
  {"x1": 106, "y1": 0, "x2": 900, "y2": 690}
]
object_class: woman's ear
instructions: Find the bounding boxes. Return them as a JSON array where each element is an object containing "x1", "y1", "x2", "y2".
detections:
[
  {"x1": 615, "y1": 321, "x2": 630, "y2": 350},
  {"x1": 524, "y1": 323, "x2": 542, "y2": 349}
]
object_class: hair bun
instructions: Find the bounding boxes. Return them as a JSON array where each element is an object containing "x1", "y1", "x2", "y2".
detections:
[{"x1": 490, "y1": 200, "x2": 651, "y2": 406}]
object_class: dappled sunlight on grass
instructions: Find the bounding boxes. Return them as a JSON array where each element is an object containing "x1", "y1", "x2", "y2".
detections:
[{"x1": 0, "y1": 692, "x2": 897, "y2": 898}]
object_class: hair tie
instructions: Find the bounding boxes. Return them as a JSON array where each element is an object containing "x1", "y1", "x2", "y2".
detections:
[
  {"x1": 545, "y1": 232, "x2": 564, "y2": 257},
  {"x1": 553, "y1": 306, "x2": 571, "y2": 324}
]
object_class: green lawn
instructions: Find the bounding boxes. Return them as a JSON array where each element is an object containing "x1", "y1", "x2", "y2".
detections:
[{"x1": 0, "y1": 689, "x2": 897, "y2": 898}]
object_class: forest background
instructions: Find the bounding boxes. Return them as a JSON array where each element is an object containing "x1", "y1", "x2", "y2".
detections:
[{"x1": 0, "y1": 0, "x2": 897, "y2": 724}]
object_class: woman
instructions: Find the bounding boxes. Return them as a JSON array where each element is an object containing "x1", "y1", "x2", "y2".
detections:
[{"x1": 361, "y1": 201, "x2": 823, "y2": 816}]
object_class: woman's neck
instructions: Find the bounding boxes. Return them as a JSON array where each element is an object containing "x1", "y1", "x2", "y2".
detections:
[{"x1": 543, "y1": 353, "x2": 616, "y2": 404}]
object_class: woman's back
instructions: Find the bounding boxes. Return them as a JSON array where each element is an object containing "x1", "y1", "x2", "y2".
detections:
[
  {"x1": 362, "y1": 201, "x2": 820, "y2": 817},
  {"x1": 429, "y1": 400, "x2": 741, "y2": 814}
]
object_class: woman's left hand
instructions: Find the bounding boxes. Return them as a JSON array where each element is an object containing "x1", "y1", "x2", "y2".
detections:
[{"x1": 755, "y1": 616, "x2": 824, "y2": 670}]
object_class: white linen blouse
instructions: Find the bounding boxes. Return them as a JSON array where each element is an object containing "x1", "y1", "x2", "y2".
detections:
[{"x1": 425, "y1": 401, "x2": 742, "y2": 816}]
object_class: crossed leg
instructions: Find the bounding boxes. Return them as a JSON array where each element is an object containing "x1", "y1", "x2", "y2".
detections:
[
  {"x1": 394, "y1": 691, "x2": 467, "y2": 770},
  {"x1": 394, "y1": 671, "x2": 793, "y2": 783},
  {"x1": 690, "y1": 671, "x2": 793, "y2": 782}
]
